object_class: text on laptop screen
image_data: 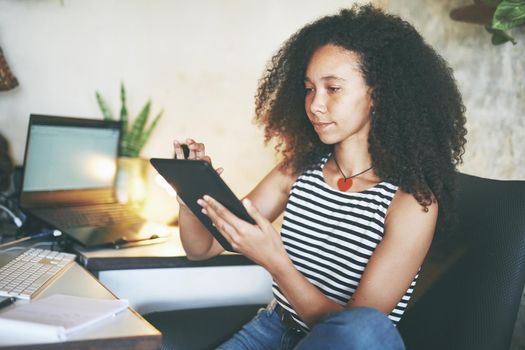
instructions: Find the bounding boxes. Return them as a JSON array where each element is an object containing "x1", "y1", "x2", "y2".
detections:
[{"x1": 23, "y1": 124, "x2": 119, "y2": 192}]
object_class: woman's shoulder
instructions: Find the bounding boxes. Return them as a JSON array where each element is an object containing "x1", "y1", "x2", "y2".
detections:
[
  {"x1": 386, "y1": 188, "x2": 438, "y2": 228},
  {"x1": 271, "y1": 161, "x2": 300, "y2": 194}
]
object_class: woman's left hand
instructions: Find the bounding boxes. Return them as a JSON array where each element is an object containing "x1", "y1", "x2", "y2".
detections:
[{"x1": 197, "y1": 195, "x2": 289, "y2": 272}]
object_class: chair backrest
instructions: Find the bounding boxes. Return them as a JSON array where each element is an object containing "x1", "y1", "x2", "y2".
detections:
[{"x1": 398, "y1": 173, "x2": 525, "y2": 350}]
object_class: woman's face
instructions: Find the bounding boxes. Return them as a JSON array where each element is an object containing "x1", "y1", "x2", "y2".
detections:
[{"x1": 304, "y1": 44, "x2": 373, "y2": 146}]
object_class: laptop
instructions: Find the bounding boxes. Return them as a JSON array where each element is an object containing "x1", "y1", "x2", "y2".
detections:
[{"x1": 19, "y1": 114, "x2": 162, "y2": 248}]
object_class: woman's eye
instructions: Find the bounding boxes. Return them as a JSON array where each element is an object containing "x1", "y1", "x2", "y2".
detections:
[
  {"x1": 305, "y1": 87, "x2": 314, "y2": 94},
  {"x1": 328, "y1": 86, "x2": 340, "y2": 93}
]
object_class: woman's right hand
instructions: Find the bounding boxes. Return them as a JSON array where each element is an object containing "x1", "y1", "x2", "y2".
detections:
[
  {"x1": 173, "y1": 138, "x2": 224, "y2": 171},
  {"x1": 173, "y1": 138, "x2": 207, "y2": 162},
  {"x1": 173, "y1": 138, "x2": 224, "y2": 208}
]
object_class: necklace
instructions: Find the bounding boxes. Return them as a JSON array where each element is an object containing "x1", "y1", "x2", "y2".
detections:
[{"x1": 332, "y1": 156, "x2": 373, "y2": 192}]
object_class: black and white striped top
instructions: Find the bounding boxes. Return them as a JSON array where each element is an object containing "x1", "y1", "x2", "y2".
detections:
[{"x1": 272, "y1": 155, "x2": 418, "y2": 331}]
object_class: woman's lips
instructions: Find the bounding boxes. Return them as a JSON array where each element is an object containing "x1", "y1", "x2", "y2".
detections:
[{"x1": 312, "y1": 122, "x2": 333, "y2": 132}]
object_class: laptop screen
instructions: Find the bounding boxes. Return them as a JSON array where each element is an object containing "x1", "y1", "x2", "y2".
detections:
[
  {"x1": 20, "y1": 115, "x2": 121, "y2": 207},
  {"x1": 23, "y1": 124, "x2": 119, "y2": 192}
]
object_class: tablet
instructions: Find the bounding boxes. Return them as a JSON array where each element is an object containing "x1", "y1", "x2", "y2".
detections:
[{"x1": 150, "y1": 158, "x2": 255, "y2": 251}]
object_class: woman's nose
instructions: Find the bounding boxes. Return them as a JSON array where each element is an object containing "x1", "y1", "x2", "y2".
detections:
[{"x1": 309, "y1": 92, "x2": 327, "y2": 115}]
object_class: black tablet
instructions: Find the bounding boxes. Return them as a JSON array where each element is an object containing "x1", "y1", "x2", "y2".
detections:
[{"x1": 150, "y1": 158, "x2": 255, "y2": 251}]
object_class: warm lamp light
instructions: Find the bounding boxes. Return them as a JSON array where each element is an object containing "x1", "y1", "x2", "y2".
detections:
[
  {"x1": 87, "y1": 155, "x2": 116, "y2": 182},
  {"x1": 115, "y1": 158, "x2": 148, "y2": 208},
  {"x1": 131, "y1": 177, "x2": 147, "y2": 202}
]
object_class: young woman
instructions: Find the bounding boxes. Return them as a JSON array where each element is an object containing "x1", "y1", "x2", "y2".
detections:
[{"x1": 174, "y1": 4, "x2": 467, "y2": 349}]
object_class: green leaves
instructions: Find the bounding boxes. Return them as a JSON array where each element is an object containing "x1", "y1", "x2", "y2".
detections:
[
  {"x1": 485, "y1": 25, "x2": 518, "y2": 44},
  {"x1": 492, "y1": 0, "x2": 525, "y2": 30},
  {"x1": 95, "y1": 82, "x2": 163, "y2": 157},
  {"x1": 137, "y1": 109, "x2": 163, "y2": 157},
  {"x1": 95, "y1": 91, "x2": 114, "y2": 121},
  {"x1": 483, "y1": 0, "x2": 525, "y2": 45},
  {"x1": 119, "y1": 82, "x2": 129, "y2": 151},
  {"x1": 124, "y1": 100, "x2": 151, "y2": 157}
]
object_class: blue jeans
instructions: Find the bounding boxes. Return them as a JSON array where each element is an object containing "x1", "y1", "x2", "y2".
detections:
[{"x1": 216, "y1": 300, "x2": 406, "y2": 350}]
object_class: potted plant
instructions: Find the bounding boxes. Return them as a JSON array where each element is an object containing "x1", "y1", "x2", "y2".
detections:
[
  {"x1": 450, "y1": 0, "x2": 525, "y2": 45},
  {"x1": 95, "y1": 82, "x2": 163, "y2": 207}
]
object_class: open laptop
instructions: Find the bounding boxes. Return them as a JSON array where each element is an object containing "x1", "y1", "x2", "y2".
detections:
[{"x1": 19, "y1": 114, "x2": 162, "y2": 248}]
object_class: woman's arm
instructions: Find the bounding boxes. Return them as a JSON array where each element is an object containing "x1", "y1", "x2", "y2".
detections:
[
  {"x1": 200, "y1": 187, "x2": 437, "y2": 327},
  {"x1": 179, "y1": 201, "x2": 224, "y2": 260},
  {"x1": 346, "y1": 190, "x2": 437, "y2": 313}
]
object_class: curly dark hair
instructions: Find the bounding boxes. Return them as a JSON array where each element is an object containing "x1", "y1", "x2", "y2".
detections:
[{"x1": 254, "y1": 4, "x2": 467, "y2": 232}]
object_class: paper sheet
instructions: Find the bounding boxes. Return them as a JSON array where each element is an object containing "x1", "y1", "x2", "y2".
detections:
[{"x1": 0, "y1": 294, "x2": 129, "y2": 341}]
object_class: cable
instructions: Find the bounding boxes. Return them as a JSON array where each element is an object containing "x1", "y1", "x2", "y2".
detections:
[
  {"x1": 0, "y1": 229, "x2": 61, "y2": 250},
  {"x1": 0, "y1": 204, "x2": 23, "y2": 228},
  {"x1": 0, "y1": 246, "x2": 26, "y2": 253}
]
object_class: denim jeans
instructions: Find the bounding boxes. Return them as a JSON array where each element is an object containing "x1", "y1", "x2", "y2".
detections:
[
  {"x1": 216, "y1": 300, "x2": 304, "y2": 350},
  {"x1": 216, "y1": 300, "x2": 406, "y2": 350}
]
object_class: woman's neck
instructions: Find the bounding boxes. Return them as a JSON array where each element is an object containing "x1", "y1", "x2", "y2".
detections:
[{"x1": 333, "y1": 141, "x2": 372, "y2": 175}]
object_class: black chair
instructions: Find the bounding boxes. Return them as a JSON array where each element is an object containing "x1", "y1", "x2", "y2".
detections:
[
  {"x1": 398, "y1": 173, "x2": 525, "y2": 350},
  {"x1": 145, "y1": 173, "x2": 525, "y2": 350}
]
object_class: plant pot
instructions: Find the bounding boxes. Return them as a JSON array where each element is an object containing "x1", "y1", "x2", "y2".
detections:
[{"x1": 115, "y1": 157, "x2": 148, "y2": 209}]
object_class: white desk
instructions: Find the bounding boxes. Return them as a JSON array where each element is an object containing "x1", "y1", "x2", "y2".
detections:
[
  {"x1": 74, "y1": 229, "x2": 273, "y2": 315},
  {"x1": 98, "y1": 265, "x2": 273, "y2": 315},
  {"x1": 0, "y1": 253, "x2": 161, "y2": 349}
]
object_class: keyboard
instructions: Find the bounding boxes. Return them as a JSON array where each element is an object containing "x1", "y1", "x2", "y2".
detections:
[
  {"x1": 0, "y1": 248, "x2": 76, "y2": 300},
  {"x1": 33, "y1": 204, "x2": 144, "y2": 228}
]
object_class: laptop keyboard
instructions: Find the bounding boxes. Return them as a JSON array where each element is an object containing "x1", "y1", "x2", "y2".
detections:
[
  {"x1": 35, "y1": 204, "x2": 144, "y2": 228},
  {"x1": 0, "y1": 248, "x2": 76, "y2": 300}
]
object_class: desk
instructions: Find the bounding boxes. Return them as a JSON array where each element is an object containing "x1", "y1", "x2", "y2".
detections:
[
  {"x1": 0, "y1": 250, "x2": 161, "y2": 349},
  {"x1": 73, "y1": 228, "x2": 273, "y2": 315}
]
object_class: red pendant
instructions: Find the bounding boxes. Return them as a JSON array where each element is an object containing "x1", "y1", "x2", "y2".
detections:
[{"x1": 337, "y1": 177, "x2": 353, "y2": 191}]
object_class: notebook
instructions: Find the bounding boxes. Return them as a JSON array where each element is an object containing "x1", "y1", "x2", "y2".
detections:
[
  {"x1": 19, "y1": 114, "x2": 160, "y2": 248},
  {"x1": 0, "y1": 294, "x2": 129, "y2": 342}
]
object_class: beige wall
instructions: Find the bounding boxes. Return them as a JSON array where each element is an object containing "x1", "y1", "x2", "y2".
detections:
[
  {"x1": 384, "y1": 0, "x2": 525, "y2": 181},
  {"x1": 0, "y1": 0, "x2": 523, "y2": 221},
  {"x1": 0, "y1": 0, "x2": 368, "y2": 221}
]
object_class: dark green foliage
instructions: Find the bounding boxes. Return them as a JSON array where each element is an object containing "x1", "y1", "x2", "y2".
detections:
[
  {"x1": 95, "y1": 82, "x2": 163, "y2": 157},
  {"x1": 483, "y1": 0, "x2": 525, "y2": 45}
]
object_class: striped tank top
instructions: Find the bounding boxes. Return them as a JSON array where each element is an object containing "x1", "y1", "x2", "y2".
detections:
[{"x1": 272, "y1": 155, "x2": 418, "y2": 331}]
